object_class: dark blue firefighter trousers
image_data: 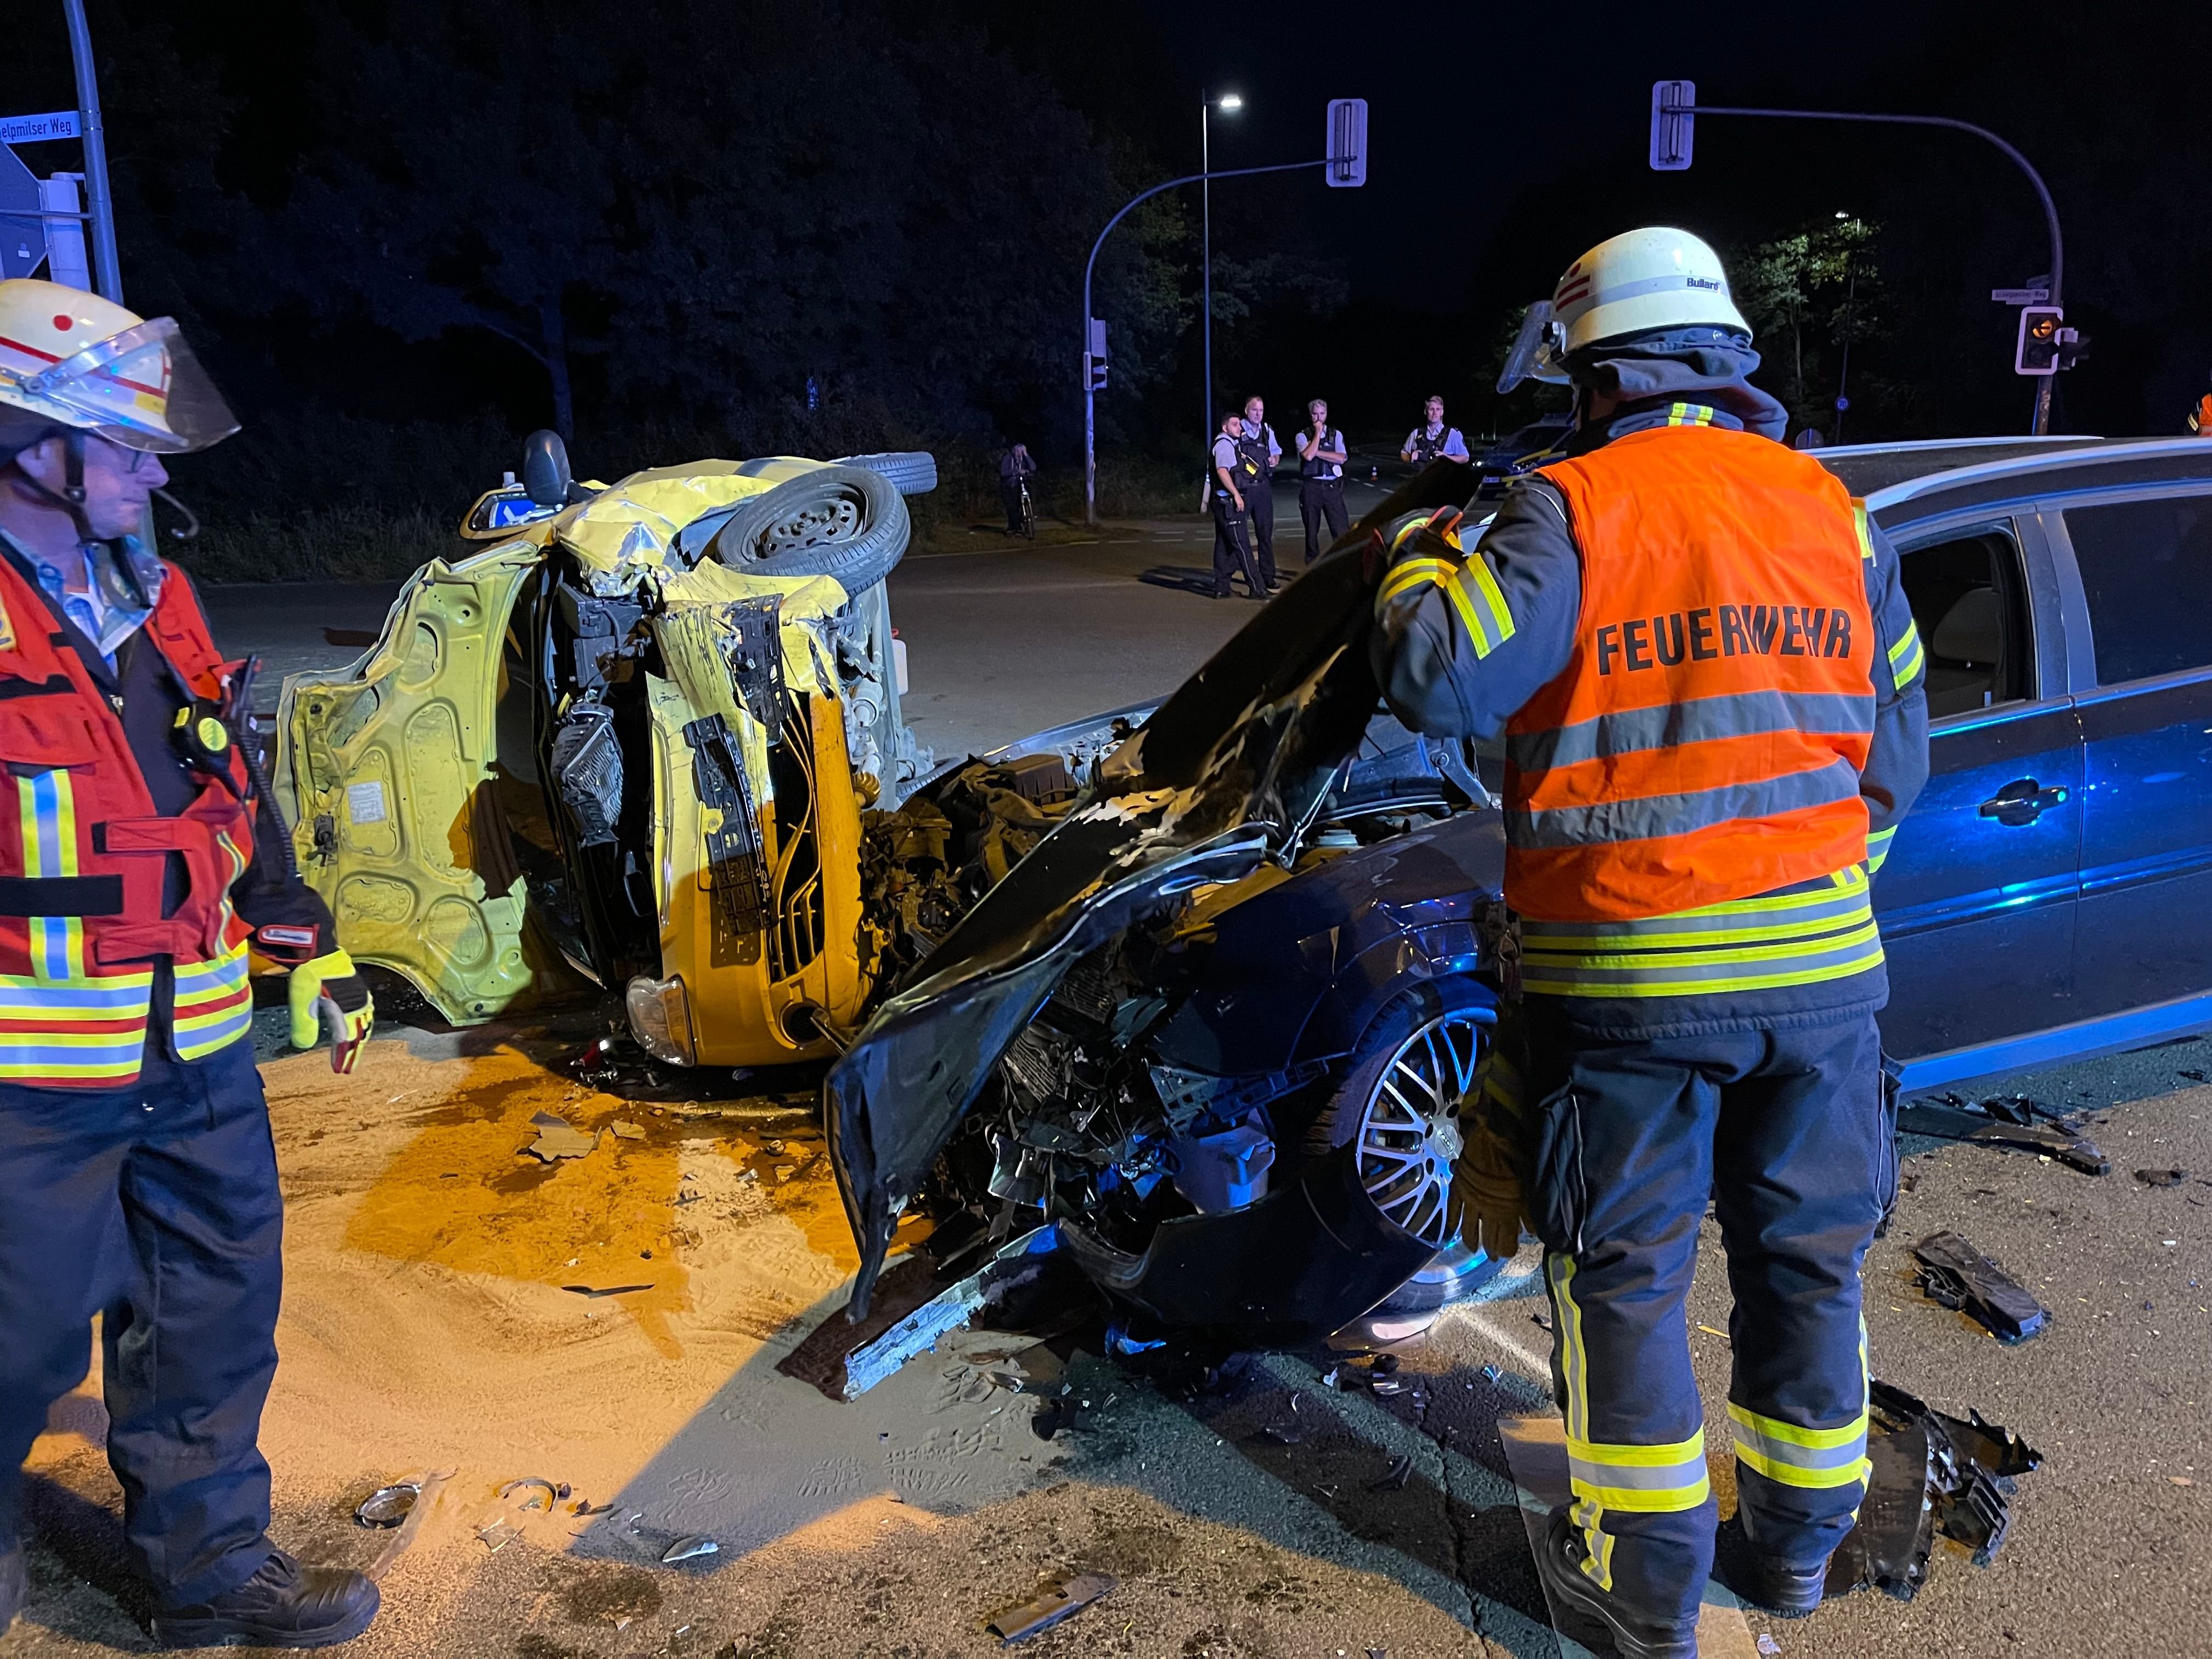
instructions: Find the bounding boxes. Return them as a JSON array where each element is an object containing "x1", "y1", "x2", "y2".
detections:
[
  {"x1": 1523, "y1": 1006, "x2": 1892, "y2": 1627},
  {"x1": 0, "y1": 1038, "x2": 281, "y2": 1606}
]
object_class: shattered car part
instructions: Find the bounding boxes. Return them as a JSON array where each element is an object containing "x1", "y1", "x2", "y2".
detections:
[
  {"x1": 983, "y1": 1571, "x2": 1116, "y2": 1643},
  {"x1": 661, "y1": 1535, "x2": 719, "y2": 1564},
  {"x1": 1911, "y1": 1229, "x2": 2049, "y2": 1343},
  {"x1": 1895, "y1": 1092, "x2": 2110, "y2": 1175},
  {"x1": 353, "y1": 1484, "x2": 419, "y2": 1528},
  {"x1": 1827, "y1": 1380, "x2": 2041, "y2": 1600}
]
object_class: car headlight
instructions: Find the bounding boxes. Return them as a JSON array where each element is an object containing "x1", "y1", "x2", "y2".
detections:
[{"x1": 624, "y1": 974, "x2": 696, "y2": 1066}]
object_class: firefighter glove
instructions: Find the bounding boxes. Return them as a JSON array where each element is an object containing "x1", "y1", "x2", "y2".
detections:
[
  {"x1": 1455, "y1": 1120, "x2": 1528, "y2": 1265},
  {"x1": 289, "y1": 949, "x2": 374, "y2": 1073}
]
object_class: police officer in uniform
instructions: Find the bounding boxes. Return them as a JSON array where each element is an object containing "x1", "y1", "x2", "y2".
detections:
[
  {"x1": 1399, "y1": 394, "x2": 1469, "y2": 468},
  {"x1": 0, "y1": 279, "x2": 379, "y2": 1647},
  {"x1": 1295, "y1": 397, "x2": 1350, "y2": 563},
  {"x1": 1369, "y1": 230, "x2": 1928, "y2": 1657},
  {"x1": 1237, "y1": 396, "x2": 1282, "y2": 590},
  {"x1": 1207, "y1": 411, "x2": 1267, "y2": 599}
]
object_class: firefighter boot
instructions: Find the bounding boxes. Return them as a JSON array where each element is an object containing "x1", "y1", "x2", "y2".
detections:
[
  {"x1": 150, "y1": 1549, "x2": 379, "y2": 1649},
  {"x1": 1534, "y1": 1511, "x2": 1699, "y2": 1659}
]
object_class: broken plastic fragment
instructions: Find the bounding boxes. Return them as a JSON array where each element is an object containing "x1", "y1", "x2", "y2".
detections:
[
  {"x1": 662, "y1": 1535, "x2": 718, "y2": 1564},
  {"x1": 983, "y1": 1571, "x2": 1116, "y2": 1643},
  {"x1": 2134, "y1": 1167, "x2": 2188, "y2": 1187},
  {"x1": 1827, "y1": 1379, "x2": 2041, "y2": 1599},
  {"x1": 1897, "y1": 1094, "x2": 2109, "y2": 1176},
  {"x1": 497, "y1": 1477, "x2": 560, "y2": 1512},
  {"x1": 1911, "y1": 1231, "x2": 2049, "y2": 1343},
  {"x1": 611, "y1": 1120, "x2": 647, "y2": 1140},
  {"x1": 561, "y1": 1283, "x2": 653, "y2": 1298}
]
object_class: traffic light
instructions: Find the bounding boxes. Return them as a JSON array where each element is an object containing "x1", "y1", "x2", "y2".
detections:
[
  {"x1": 1325, "y1": 98, "x2": 1368, "y2": 187},
  {"x1": 2015, "y1": 305, "x2": 2064, "y2": 376},
  {"x1": 1082, "y1": 317, "x2": 1108, "y2": 391}
]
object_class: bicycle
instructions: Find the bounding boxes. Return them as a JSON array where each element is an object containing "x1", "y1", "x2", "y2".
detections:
[{"x1": 1017, "y1": 476, "x2": 1036, "y2": 540}]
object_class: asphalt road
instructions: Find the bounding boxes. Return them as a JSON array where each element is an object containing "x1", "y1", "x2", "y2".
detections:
[{"x1": 16, "y1": 504, "x2": 2205, "y2": 1658}]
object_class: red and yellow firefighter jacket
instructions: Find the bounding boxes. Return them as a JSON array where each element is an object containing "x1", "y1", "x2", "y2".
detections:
[{"x1": 0, "y1": 547, "x2": 320, "y2": 1087}]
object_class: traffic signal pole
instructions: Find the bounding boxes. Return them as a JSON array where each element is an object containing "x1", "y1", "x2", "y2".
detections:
[
  {"x1": 1650, "y1": 89, "x2": 2064, "y2": 435},
  {"x1": 1080, "y1": 157, "x2": 1334, "y2": 527}
]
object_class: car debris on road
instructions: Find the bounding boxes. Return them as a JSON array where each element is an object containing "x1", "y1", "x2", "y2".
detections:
[
  {"x1": 1910, "y1": 1231, "x2": 2050, "y2": 1342},
  {"x1": 983, "y1": 1570, "x2": 1116, "y2": 1643},
  {"x1": 1897, "y1": 1092, "x2": 2111, "y2": 1175},
  {"x1": 1827, "y1": 1381, "x2": 2041, "y2": 1600}
]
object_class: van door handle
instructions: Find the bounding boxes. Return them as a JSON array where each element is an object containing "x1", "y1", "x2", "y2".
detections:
[{"x1": 1978, "y1": 777, "x2": 2068, "y2": 826}]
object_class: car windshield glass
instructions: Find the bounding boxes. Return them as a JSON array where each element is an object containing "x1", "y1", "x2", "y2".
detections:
[
  {"x1": 1898, "y1": 524, "x2": 2033, "y2": 720},
  {"x1": 2064, "y1": 493, "x2": 2212, "y2": 685}
]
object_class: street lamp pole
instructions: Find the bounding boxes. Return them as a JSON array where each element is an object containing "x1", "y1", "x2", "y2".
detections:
[
  {"x1": 1200, "y1": 91, "x2": 1242, "y2": 461},
  {"x1": 1082, "y1": 155, "x2": 1336, "y2": 525}
]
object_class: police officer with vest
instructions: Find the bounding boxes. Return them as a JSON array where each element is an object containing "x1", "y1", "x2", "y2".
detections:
[
  {"x1": 1208, "y1": 411, "x2": 1267, "y2": 599},
  {"x1": 0, "y1": 280, "x2": 379, "y2": 1647},
  {"x1": 1369, "y1": 230, "x2": 1929, "y2": 1657},
  {"x1": 1399, "y1": 394, "x2": 1469, "y2": 468},
  {"x1": 1236, "y1": 396, "x2": 1283, "y2": 590},
  {"x1": 1294, "y1": 397, "x2": 1350, "y2": 563}
]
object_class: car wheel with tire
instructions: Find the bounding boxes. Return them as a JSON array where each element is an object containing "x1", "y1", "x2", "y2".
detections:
[
  {"x1": 833, "y1": 450, "x2": 938, "y2": 496},
  {"x1": 1302, "y1": 981, "x2": 1505, "y2": 1313},
  {"x1": 707, "y1": 464, "x2": 911, "y2": 589}
]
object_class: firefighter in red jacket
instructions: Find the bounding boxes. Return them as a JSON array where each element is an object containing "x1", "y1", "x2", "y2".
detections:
[
  {"x1": 0, "y1": 280, "x2": 378, "y2": 1647},
  {"x1": 1370, "y1": 230, "x2": 1930, "y2": 1656}
]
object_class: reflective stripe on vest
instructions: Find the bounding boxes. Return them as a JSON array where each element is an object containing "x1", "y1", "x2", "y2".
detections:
[
  {"x1": 1378, "y1": 513, "x2": 1517, "y2": 658},
  {"x1": 1521, "y1": 865, "x2": 1881, "y2": 998},
  {"x1": 1506, "y1": 426, "x2": 1877, "y2": 923}
]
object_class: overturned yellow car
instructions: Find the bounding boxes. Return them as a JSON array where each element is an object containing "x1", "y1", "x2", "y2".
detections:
[{"x1": 274, "y1": 436, "x2": 938, "y2": 1066}]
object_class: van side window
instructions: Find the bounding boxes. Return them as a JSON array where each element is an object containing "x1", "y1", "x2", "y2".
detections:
[
  {"x1": 2065, "y1": 495, "x2": 2212, "y2": 685},
  {"x1": 1898, "y1": 526, "x2": 2033, "y2": 720}
]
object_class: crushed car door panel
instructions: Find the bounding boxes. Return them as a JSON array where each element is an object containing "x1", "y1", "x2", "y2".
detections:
[{"x1": 276, "y1": 541, "x2": 568, "y2": 1022}]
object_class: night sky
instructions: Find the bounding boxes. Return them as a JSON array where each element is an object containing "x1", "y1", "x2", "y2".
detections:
[{"x1": 7, "y1": 1, "x2": 2205, "y2": 527}]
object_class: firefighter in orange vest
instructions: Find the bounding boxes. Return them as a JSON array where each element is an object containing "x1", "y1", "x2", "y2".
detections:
[
  {"x1": 2189, "y1": 373, "x2": 2212, "y2": 436},
  {"x1": 1369, "y1": 229, "x2": 1929, "y2": 1656},
  {"x1": 0, "y1": 280, "x2": 378, "y2": 1646}
]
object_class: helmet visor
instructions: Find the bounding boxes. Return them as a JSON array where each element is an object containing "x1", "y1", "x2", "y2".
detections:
[{"x1": 18, "y1": 318, "x2": 239, "y2": 453}]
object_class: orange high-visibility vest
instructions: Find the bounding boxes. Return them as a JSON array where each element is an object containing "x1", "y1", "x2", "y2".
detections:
[{"x1": 1505, "y1": 425, "x2": 1876, "y2": 922}]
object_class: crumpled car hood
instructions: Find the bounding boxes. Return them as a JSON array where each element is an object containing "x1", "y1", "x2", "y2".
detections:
[{"x1": 826, "y1": 466, "x2": 1476, "y2": 1317}]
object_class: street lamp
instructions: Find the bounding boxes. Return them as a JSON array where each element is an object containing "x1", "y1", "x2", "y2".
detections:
[{"x1": 1202, "y1": 89, "x2": 1243, "y2": 457}]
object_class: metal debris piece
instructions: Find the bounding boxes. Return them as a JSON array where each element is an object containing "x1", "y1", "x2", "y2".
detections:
[
  {"x1": 2135, "y1": 1167, "x2": 2189, "y2": 1187},
  {"x1": 1369, "y1": 1454, "x2": 1414, "y2": 1492},
  {"x1": 662, "y1": 1535, "x2": 719, "y2": 1564},
  {"x1": 354, "y1": 1483, "x2": 418, "y2": 1528},
  {"x1": 611, "y1": 1120, "x2": 647, "y2": 1141},
  {"x1": 1827, "y1": 1379, "x2": 2041, "y2": 1600},
  {"x1": 498, "y1": 1477, "x2": 561, "y2": 1512},
  {"x1": 365, "y1": 1469, "x2": 451, "y2": 1581},
  {"x1": 562, "y1": 1283, "x2": 654, "y2": 1298},
  {"x1": 1897, "y1": 1093, "x2": 2109, "y2": 1176},
  {"x1": 1481, "y1": 1364, "x2": 1502, "y2": 1384},
  {"x1": 1260, "y1": 1423, "x2": 1302, "y2": 1445},
  {"x1": 1911, "y1": 1231, "x2": 2049, "y2": 1344},
  {"x1": 475, "y1": 1517, "x2": 522, "y2": 1553},
  {"x1": 983, "y1": 1571, "x2": 1116, "y2": 1643},
  {"x1": 2180, "y1": 1069, "x2": 2207, "y2": 1083},
  {"x1": 1758, "y1": 1637, "x2": 1782, "y2": 1656},
  {"x1": 1369, "y1": 1378, "x2": 1406, "y2": 1397}
]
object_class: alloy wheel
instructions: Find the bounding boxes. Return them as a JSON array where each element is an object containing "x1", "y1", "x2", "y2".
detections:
[{"x1": 1352, "y1": 1008, "x2": 1484, "y2": 1246}]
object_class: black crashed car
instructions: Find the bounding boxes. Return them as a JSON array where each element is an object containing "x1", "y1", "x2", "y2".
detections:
[
  {"x1": 1474, "y1": 412, "x2": 1572, "y2": 500},
  {"x1": 827, "y1": 433, "x2": 2212, "y2": 1340}
]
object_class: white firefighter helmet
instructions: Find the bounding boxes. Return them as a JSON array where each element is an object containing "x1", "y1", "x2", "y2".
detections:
[
  {"x1": 1549, "y1": 227, "x2": 1751, "y2": 357},
  {"x1": 0, "y1": 278, "x2": 238, "y2": 454}
]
